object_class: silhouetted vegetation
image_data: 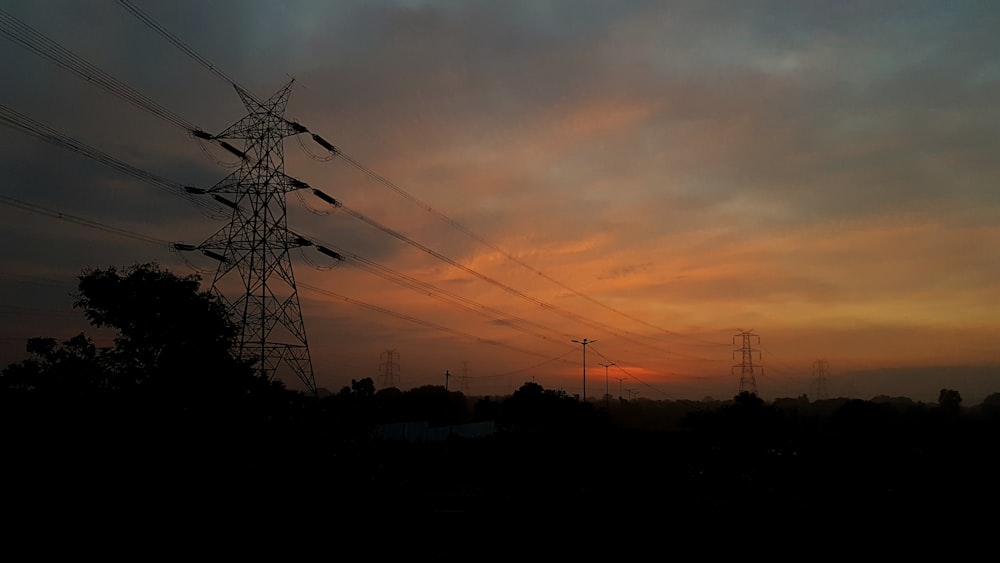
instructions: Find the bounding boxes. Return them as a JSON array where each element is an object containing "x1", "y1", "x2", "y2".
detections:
[{"x1": 2, "y1": 264, "x2": 998, "y2": 549}]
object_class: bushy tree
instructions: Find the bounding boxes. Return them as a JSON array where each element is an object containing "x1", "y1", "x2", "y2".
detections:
[
  {"x1": 498, "y1": 381, "x2": 600, "y2": 432},
  {"x1": 0, "y1": 334, "x2": 106, "y2": 394},
  {"x1": 937, "y1": 388, "x2": 963, "y2": 415},
  {"x1": 1, "y1": 263, "x2": 264, "y2": 400},
  {"x1": 74, "y1": 263, "x2": 242, "y2": 383},
  {"x1": 351, "y1": 377, "x2": 376, "y2": 398}
]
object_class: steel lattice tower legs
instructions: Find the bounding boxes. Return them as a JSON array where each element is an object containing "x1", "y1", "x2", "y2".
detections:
[
  {"x1": 733, "y1": 330, "x2": 762, "y2": 395},
  {"x1": 196, "y1": 81, "x2": 316, "y2": 394}
]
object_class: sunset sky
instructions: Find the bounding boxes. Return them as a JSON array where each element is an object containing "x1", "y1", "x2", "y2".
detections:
[{"x1": 1, "y1": 0, "x2": 998, "y2": 402}]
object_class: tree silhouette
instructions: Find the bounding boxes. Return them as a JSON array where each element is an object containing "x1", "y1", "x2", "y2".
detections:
[
  {"x1": 980, "y1": 392, "x2": 1000, "y2": 419},
  {"x1": 0, "y1": 262, "x2": 289, "y2": 413},
  {"x1": 0, "y1": 333, "x2": 106, "y2": 394},
  {"x1": 402, "y1": 384, "x2": 470, "y2": 426},
  {"x1": 73, "y1": 262, "x2": 245, "y2": 386},
  {"x1": 496, "y1": 381, "x2": 602, "y2": 433},
  {"x1": 938, "y1": 388, "x2": 963, "y2": 414},
  {"x1": 351, "y1": 377, "x2": 376, "y2": 398},
  {"x1": 0, "y1": 265, "x2": 262, "y2": 510}
]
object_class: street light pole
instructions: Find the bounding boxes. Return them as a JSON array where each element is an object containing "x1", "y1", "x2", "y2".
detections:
[
  {"x1": 571, "y1": 338, "x2": 595, "y2": 401},
  {"x1": 599, "y1": 362, "x2": 616, "y2": 409}
]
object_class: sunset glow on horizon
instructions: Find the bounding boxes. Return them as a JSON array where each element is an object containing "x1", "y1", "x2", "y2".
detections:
[{"x1": 1, "y1": 1, "x2": 997, "y2": 403}]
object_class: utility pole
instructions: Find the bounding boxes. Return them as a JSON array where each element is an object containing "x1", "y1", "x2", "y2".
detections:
[
  {"x1": 614, "y1": 377, "x2": 625, "y2": 400},
  {"x1": 445, "y1": 369, "x2": 450, "y2": 390},
  {"x1": 813, "y1": 359, "x2": 829, "y2": 400},
  {"x1": 571, "y1": 338, "x2": 596, "y2": 401},
  {"x1": 732, "y1": 329, "x2": 762, "y2": 396},
  {"x1": 599, "y1": 362, "x2": 616, "y2": 409}
]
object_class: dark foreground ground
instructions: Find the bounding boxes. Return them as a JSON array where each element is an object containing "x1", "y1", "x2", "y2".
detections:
[{"x1": 5, "y1": 408, "x2": 998, "y2": 556}]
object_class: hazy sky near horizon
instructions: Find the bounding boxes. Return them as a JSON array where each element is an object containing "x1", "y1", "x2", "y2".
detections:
[{"x1": 1, "y1": 0, "x2": 998, "y2": 402}]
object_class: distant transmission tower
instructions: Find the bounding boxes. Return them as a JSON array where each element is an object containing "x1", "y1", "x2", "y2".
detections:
[
  {"x1": 379, "y1": 349, "x2": 401, "y2": 389},
  {"x1": 813, "y1": 359, "x2": 830, "y2": 400},
  {"x1": 732, "y1": 329, "x2": 762, "y2": 395},
  {"x1": 179, "y1": 81, "x2": 321, "y2": 393},
  {"x1": 460, "y1": 360, "x2": 470, "y2": 395}
]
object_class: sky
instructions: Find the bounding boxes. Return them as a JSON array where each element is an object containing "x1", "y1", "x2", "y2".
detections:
[{"x1": 1, "y1": 0, "x2": 998, "y2": 403}]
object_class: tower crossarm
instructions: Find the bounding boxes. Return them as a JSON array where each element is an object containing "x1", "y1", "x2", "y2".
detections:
[{"x1": 184, "y1": 79, "x2": 317, "y2": 393}]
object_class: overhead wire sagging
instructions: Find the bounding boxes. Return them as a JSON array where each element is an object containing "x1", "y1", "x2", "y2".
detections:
[
  {"x1": 110, "y1": 0, "x2": 722, "y2": 353},
  {"x1": 0, "y1": 104, "x2": 227, "y2": 220},
  {"x1": 0, "y1": 8, "x2": 197, "y2": 132},
  {"x1": 3, "y1": 0, "x2": 736, "y2": 395}
]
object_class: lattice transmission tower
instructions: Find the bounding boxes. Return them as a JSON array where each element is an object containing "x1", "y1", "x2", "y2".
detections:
[
  {"x1": 460, "y1": 360, "x2": 470, "y2": 395},
  {"x1": 813, "y1": 359, "x2": 830, "y2": 400},
  {"x1": 733, "y1": 329, "x2": 762, "y2": 395},
  {"x1": 177, "y1": 81, "x2": 323, "y2": 394},
  {"x1": 379, "y1": 349, "x2": 401, "y2": 389}
]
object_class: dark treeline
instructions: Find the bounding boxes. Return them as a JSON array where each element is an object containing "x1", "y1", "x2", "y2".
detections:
[{"x1": 3, "y1": 263, "x2": 998, "y2": 551}]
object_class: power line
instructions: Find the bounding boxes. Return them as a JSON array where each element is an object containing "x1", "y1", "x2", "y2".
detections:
[
  {"x1": 3, "y1": 185, "x2": 701, "y2": 401},
  {"x1": 112, "y1": 0, "x2": 727, "y2": 355},
  {"x1": 7, "y1": 4, "x2": 738, "y2": 393},
  {"x1": 336, "y1": 201, "x2": 641, "y2": 341},
  {"x1": 307, "y1": 133, "x2": 728, "y2": 354},
  {"x1": 0, "y1": 126, "x2": 600, "y2": 377},
  {"x1": 332, "y1": 148, "x2": 726, "y2": 348},
  {"x1": 0, "y1": 104, "x2": 226, "y2": 219},
  {"x1": 115, "y1": 0, "x2": 255, "y2": 103},
  {"x1": 0, "y1": 195, "x2": 565, "y2": 374},
  {"x1": 468, "y1": 348, "x2": 578, "y2": 380},
  {"x1": 2, "y1": 88, "x2": 631, "y2": 362},
  {"x1": 589, "y1": 344, "x2": 688, "y2": 403},
  {"x1": 0, "y1": 193, "x2": 172, "y2": 247},
  {"x1": 755, "y1": 344, "x2": 816, "y2": 397},
  {"x1": 0, "y1": 110, "x2": 700, "y2": 395},
  {"x1": 5, "y1": 3, "x2": 718, "y2": 364},
  {"x1": 0, "y1": 271, "x2": 75, "y2": 289},
  {"x1": 293, "y1": 231, "x2": 579, "y2": 348},
  {"x1": 306, "y1": 190, "x2": 718, "y2": 362},
  {"x1": 297, "y1": 229, "x2": 712, "y2": 397},
  {"x1": 298, "y1": 281, "x2": 557, "y2": 361},
  {"x1": 0, "y1": 8, "x2": 197, "y2": 131}
]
